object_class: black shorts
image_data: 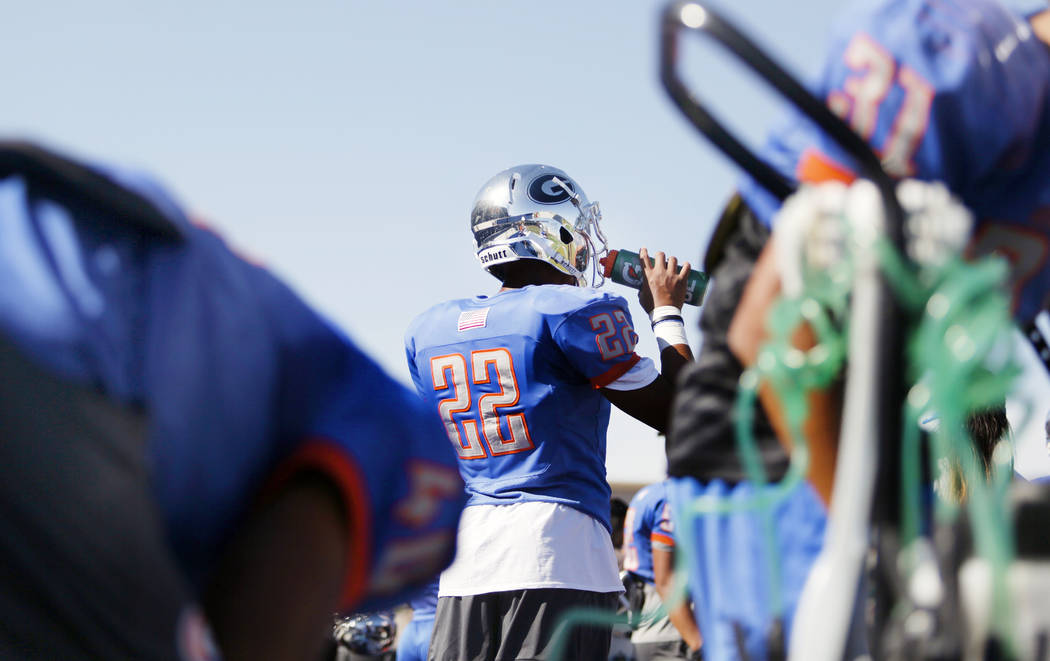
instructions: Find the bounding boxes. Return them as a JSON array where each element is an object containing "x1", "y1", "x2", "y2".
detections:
[
  {"x1": 666, "y1": 204, "x2": 790, "y2": 483},
  {"x1": 428, "y1": 588, "x2": 619, "y2": 661}
]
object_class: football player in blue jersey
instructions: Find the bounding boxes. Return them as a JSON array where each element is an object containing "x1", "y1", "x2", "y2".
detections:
[
  {"x1": 405, "y1": 164, "x2": 695, "y2": 661},
  {"x1": 396, "y1": 579, "x2": 439, "y2": 661},
  {"x1": 622, "y1": 482, "x2": 702, "y2": 660},
  {"x1": 0, "y1": 142, "x2": 465, "y2": 661},
  {"x1": 665, "y1": 0, "x2": 1050, "y2": 659}
]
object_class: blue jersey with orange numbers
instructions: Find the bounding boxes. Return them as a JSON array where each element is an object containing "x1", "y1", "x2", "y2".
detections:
[
  {"x1": 0, "y1": 155, "x2": 465, "y2": 614},
  {"x1": 739, "y1": 0, "x2": 1050, "y2": 323},
  {"x1": 623, "y1": 482, "x2": 675, "y2": 584},
  {"x1": 405, "y1": 285, "x2": 647, "y2": 532}
]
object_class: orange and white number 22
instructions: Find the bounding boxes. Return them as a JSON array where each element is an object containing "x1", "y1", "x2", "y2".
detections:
[{"x1": 430, "y1": 348, "x2": 534, "y2": 460}]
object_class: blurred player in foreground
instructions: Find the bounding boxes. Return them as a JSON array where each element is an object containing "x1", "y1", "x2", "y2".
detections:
[
  {"x1": 622, "y1": 481, "x2": 702, "y2": 660},
  {"x1": 665, "y1": 0, "x2": 1050, "y2": 658},
  {"x1": 405, "y1": 164, "x2": 694, "y2": 661},
  {"x1": 0, "y1": 142, "x2": 465, "y2": 661}
]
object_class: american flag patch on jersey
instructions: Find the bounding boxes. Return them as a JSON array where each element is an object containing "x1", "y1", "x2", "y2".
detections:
[{"x1": 457, "y1": 308, "x2": 489, "y2": 331}]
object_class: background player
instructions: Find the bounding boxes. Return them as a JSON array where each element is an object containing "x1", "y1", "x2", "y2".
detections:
[
  {"x1": 0, "y1": 142, "x2": 465, "y2": 661},
  {"x1": 666, "y1": 0, "x2": 1050, "y2": 657},
  {"x1": 405, "y1": 164, "x2": 694, "y2": 661},
  {"x1": 611, "y1": 497, "x2": 630, "y2": 568},
  {"x1": 329, "y1": 612, "x2": 398, "y2": 661},
  {"x1": 622, "y1": 481, "x2": 702, "y2": 660},
  {"x1": 396, "y1": 580, "x2": 439, "y2": 661}
]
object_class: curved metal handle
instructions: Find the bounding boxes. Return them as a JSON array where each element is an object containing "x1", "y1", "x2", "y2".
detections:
[
  {"x1": 659, "y1": 2, "x2": 795, "y2": 202},
  {"x1": 659, "y1": 0, "x2": 905, "y2": 242}
]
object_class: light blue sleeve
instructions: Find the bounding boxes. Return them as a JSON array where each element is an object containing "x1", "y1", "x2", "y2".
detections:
[{"x1": 550, "y1": 294, "x2": 643, "y2": 388}]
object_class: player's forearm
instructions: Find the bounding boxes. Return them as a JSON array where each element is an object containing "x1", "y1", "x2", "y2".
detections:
[
  {"x1": 668, "y1": 600, "x2": 703, "y2": 652},
  {"x1": 641, "y1": 248, "x2": 695, "y2": 386},
  {"x1": 750, "y1": 306, "x2": 842, "y2": 506},
  {"x1": 653, "y1": 566, "x2": 702, "y2": 651},
  {"x1": 659, "y1": 343, "x2": 693, "y2": 386},
  {"x1": 653, "y1": 548, "x2": 702, "y2": 652},
  {"x1": 204, "y1": 473, "x2": 347, "y2": 661},
  {"x1": 727, "y1": 239, "x2": 840, "y2": 505},
  {"x1": 757, "y1": 382, "x2": 841, "y2": 505},
  {"x1": 601, "y1": 379, "x2": 674, "y2": 434},
  {"x1": 650, "y1": 303, "x2": 693, "y2": 386}
]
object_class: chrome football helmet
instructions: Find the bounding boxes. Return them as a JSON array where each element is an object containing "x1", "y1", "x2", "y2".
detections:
[
  {"x1": 332, "y1": 612, "x2": 396, "y2": 660},
  {"x1": 470, "y1": 164, "x2": 608, "y2": 286}
]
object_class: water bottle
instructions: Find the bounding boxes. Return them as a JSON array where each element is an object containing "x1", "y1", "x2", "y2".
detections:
[{"x1": 599, "y1": 249, "x2": 708, "y2": 306}]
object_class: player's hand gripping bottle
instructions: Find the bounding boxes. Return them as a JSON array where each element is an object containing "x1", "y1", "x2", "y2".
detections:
[{"x1": 599, "y1": 249, "x2": 708, "y2": 306}]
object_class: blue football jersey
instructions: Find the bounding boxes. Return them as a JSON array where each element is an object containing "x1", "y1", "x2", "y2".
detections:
[
  {"x1": 406, "y1": 579, "x2": 439, "y2": 619},
  {"x1": 405, "y1": 285, "x2": 648, "y2": 531},
  {"x1": 623, "y1": 482, "x2": 675, "y2": 584},
  {"x1": 739, "y1": 0, "x2": 1050, "y2": 323},
  {"x1": 0, "y1": 153, "x2": 465, "y2": 614}
]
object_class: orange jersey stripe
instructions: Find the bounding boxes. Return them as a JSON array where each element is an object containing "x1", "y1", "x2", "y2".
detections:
[
  {"x1": 590, "y1": 353, "x2": 641, "y2": 389},
  {"x1": 795, "y1": 147, "x2": 857, "y2": 185},
  {"x1": 650, "y1": 532, "x2": 675, "y2": 548}
]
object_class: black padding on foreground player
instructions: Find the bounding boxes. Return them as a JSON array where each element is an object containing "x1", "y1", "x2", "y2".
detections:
[
  {"x1": 0, "y1": 333, "x2": 192, "y2": 660},
  {"x1": 667, "y1": 203, "x2": 788, "y2": 483},
  {"x1": 0, "y1": 141, "x2": 183, "y2": 240}
]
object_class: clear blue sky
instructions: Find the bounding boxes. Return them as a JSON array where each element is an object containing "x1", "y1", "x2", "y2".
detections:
[{"x1": 5, "y1": 0, "x2": 1047, "y2": 481}]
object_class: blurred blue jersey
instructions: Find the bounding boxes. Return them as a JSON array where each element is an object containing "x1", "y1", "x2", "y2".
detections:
[
  {"x1": 0, "y1": 146, "x2": 464, "y2": 614},
  {"x1": 740, "y1": 0, "x2": 1050, "y2": 322},
  {"x1": 405, "y1": 285, "x2": 647, "y2": 531},
  {"x1": 407, "y1": 579, "x2": 439, "y2": 619},
  {"x1": 397, "y1": 579, "x2": 438, "y2": 661},
  {"x1": 623, "y1": 482, "x2": 675, "y2": 584}
]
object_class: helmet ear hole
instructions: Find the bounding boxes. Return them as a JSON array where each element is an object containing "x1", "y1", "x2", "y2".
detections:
[{"x1": 560, "y1": 227, "x2": 574, "y2": 244}]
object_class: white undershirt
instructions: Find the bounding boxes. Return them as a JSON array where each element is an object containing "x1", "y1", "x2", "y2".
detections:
[
  {"x1": 604, "y1": 355, "x2": 659, "y2": 391},
  {"x1": 438, "y1": 501, "x2": 624, "y2": 596}
]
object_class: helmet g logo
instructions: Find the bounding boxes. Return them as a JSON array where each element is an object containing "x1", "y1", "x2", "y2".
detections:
[{"x1": 528, "y1": 174, "x2": 575, "y2": 204}]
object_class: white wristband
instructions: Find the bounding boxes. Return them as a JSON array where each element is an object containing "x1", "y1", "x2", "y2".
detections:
[
  {"x1": 649, "y1": 305, "x2": 682, "y2": 323},
  {"x1": 652, "y1": 317, "x2": 688, "y2": 352}
]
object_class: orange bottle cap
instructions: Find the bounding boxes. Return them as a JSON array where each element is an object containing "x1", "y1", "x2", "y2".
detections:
[{"x1": 599, "y1": 250, "x2": 618, "y2": 278}]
